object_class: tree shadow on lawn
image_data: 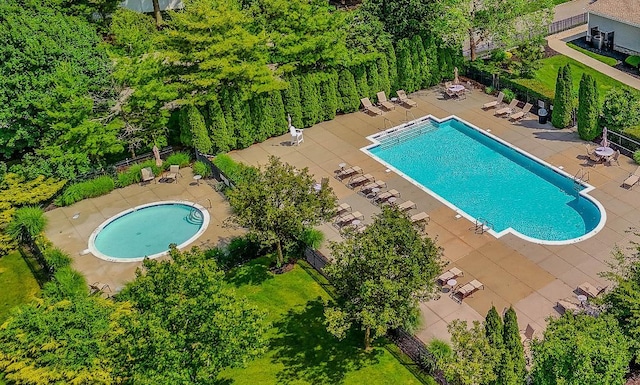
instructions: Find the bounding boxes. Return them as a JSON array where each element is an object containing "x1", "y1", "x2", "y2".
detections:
[
  {"x1": 226, "y1": 257, "x2": 274, "y2": 288},
  {"x1": 271, "y1": 298, "x2": 382, "y2": 384}
]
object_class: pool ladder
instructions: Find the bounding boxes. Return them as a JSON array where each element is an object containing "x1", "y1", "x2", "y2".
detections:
[
  {"x1": 573, "y1": 169, "x2": 589, "y2": 192},
  {"x1": 474, "y1": 218, "x2": 492, "y2": 234}
]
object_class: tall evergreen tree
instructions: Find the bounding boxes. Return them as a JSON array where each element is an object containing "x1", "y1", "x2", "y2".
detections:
[
  {"x1": 250, "y1": 93, "x2": 274, "y2": 143},
  {"x1": 551, "y1": 64, "x2": 574, "y2": 128},
  {"x1": 377, "y1": 56, "x2": 391, "y2": 97},
  {"x1": 366, "y1": 62, "x2": 381, "y2": 100},
  {"x1": 337, "y1": 69, "x2": 360, "y2": 112},
  {"x1": 208, "y1": 98, "x2": 235, "y2": 153},
  {"x1": 384, "y1": 41, "x2": 398, "y2": 92},
  {"x1": 503, "y1": 307, "x2": 526, "y2": 383},
  {"x1": 282, "y1": 76, "x2": 303, "y2": 128},
  {"x1": 185, "y1": 105, "x2": 213, "y2": 154},
  {"x1": 577, "y1": 73, "x2": 599, "y2": 140},
  {"x1": 395, "y1": 39, "x2": 415, "y2": 92},
  {"x1": 353, "y1": 64, "x2": 370, "y2": 100},
  {"x1": 319, "y1": 71, "x2": 339, "y2": 121},
  {"x1": 422, "y1": 34, "x2": 440, "y2": 85},
  {"x1": 299, "y1": 73, "x2": 322, "y2": 127},
  {"x1": 268, "y1": 91, "x2": 287, "y2": 135},
  {"x1": 223, "y1": 88, "x2": 253, "y2": 148},
  {"x1": 410, "y1": 35, "x2": 429, "y2": 89},
  {"x1": 485, "y1": 306, "x2": 504, "y2": 349}
]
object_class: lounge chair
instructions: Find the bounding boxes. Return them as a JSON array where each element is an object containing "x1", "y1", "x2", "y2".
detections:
[
  {"x1": 290, "y1": 125, "x2": 304, "y2": 145},
  {"x1": 587, "y1": 148, "x2": 602, "y2": 165},
  {"x1": 622, "y1": 166, "x2": 640, "y2": 189},
  {"x1": 452, "y1": 279, "x2": 484, "y2": 302},
  {"x1": 335, "y1": 166, "x2": 363, "y2": 180},
  {"x1": 520, "y1": 324, "x2": 535, "y2": 343},
  {"x1": 437, "y1": 267, "x2": 464, "y2": 286},
  {"x1": 90, "y1": 282, "x2": 112, "y2": 298},
  {"x1": 606, "y1": 149, "x2": 620, "y2": 166},
  {"x1": 334, "y1": 211, "x2": 364, "y2": 228},
  {"x1": 374, "y1": 189, "x2": 400, "y2": 204},
  {"x1": 396, "y1": 90, "x2": 417, "y2": 107},
  {"x1": 164, "y1": 164, "x2": 181, "y2": 183},
  {"x1": 396, "y1": 200, "x2": 417, "y2": 212},
  {"x1": 336, "y1": 202, "x2": 352, "y2": 216},
  {"x1": 410, "y1": 211, "x2": 430, "y2": 225},
  {"x1": 377, "y1": 91, "x2": 396, "y2": 111},
  {"x1": 557, "y1": 299, "x2": 580, "y2": 314},
  {"x1": 140, "y1": 167, "x2": 155, "y2": 184},
  {"x1": 482, "y1": 92, "x2": 504, "y2": 109},
  {"x1": 359, "y1": 180, "x2": 387, "y2": 196},
  {"x1": 347, "y1": 173, "x2": 375, "y2": 189},
  {"x1": 577, "y1": 282, "x2": 607, "y2": 298},
  {"x1": 509, "y1": 103, "x2": 532, "y2": 121},
  {"x1": 495, "y1": 99, "x2": 519, "y2": 116},
  {"x1": 361, "y1": 97, "x2": 383, "y2": 115}
]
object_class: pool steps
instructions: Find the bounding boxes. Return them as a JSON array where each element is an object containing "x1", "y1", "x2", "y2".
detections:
[
  {"x1": 376, "y1": 122, "x2": 438, "y2": 150},
  {"x1": 186, "y1": 208, "x2": 204, "y2": 225}
]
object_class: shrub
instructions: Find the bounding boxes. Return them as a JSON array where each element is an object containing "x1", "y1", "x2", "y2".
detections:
[
  {"x1": 43, "y1": 246, "x2": 72, "y2": 272},
  {"x1": 300, "y1": 227, "x2": 324, "y2": 249},
  {"x1": 56, "y1": 175, "x2": 115, "y2": 206},
  {"x1": 485, "y1": 86, "x2": 495, "y2": 95},
  {"x1": 501, "y1": 88, "x2": 515, "y2": 103},
  {"x1": 116, "y1": 160, "x2": 164, "y2": 188},
  {"x1": 192, "y1": 161, "x2": 211, "y2": 178},
  {"x1": 6, "y1": 206, "x2": 48, "y2": 243},
  {"x1": 428, "y1": 339, "x2": 453, "y2": 363},
  {"x1": 634, "y1": 150, "x2": 640, "y2": 164},
  {"x1": 165, "y1": 152, "x2": 191, "y2": 168},
  {"x1": 625, "y1": 55, "x2": 640, "y2": 68},
  {"x1": 205, "y1": 235, "x2": 265, "y2": 270},
  {"x1": 212, "y1": 154, "x2": 258, "y2": 186},
  {"x1": 42, "y1": 266, "x2": 88, "y2": 301}
]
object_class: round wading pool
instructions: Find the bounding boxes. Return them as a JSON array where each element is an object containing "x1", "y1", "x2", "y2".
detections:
[{"x1": 88, "y1": 201, "x2": 210, "y2": 262}]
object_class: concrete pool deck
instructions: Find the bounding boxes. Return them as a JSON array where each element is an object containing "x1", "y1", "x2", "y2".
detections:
[{"x1": 46, "y1": 87, "x2": 640, "y2": 343}]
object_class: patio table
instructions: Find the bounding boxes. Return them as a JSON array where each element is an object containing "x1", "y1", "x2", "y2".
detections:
[
  {"x1": 595, "y1": 147, "x2": 614, "y2": 157},
  {"x1": 448, "y1": 85, "x2": 465, "y2": 93}
]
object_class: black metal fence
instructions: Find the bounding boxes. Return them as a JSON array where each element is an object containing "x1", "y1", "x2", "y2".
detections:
[
  {"x1": 304, "y1": 247, "x2": 330, "y2": 278},
  {"x1": 548, "y1": 13, "x2": 587, "y2": 36}
]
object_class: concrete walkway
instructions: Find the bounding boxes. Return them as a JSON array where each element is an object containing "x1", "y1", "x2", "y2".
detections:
[
  {"x1": 546, "y1": 25, "x2": 640, "y2": 91},
  {"x1": 553, "y1": 0, "x2": 591, "y2": 22}
]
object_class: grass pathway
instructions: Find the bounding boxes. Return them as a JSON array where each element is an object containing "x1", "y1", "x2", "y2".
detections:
[{"x1": 219, "y1": 257, "x2": 434, "y2": 384}]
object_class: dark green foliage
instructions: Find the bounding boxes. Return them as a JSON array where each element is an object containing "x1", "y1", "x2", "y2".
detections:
[
  {"x1": 601, "y1": 88, "x2": 640, "y2": 130},
  {"x1": 192, "y1": 160, "x2": 211, "y2": 178},
  {"x1": 353, "y1": 64, "x2": 370, "y2": 99},
  {"x1": 384, "y1": 42, "x2": 399, "y2": 91},
  {"x1": 626, "y1": 55, "x2": 640, "y2": 68},
  {"x1": 635, "y1": 150, "x2": 640, "y2": 164},
  {"x1": 485, "y1": 306, "x2": 504, "y2": 349},
  {"x1": 42, "y1": 267, "x2": 88, "y2": 301},
  {"x1": 319, "y1": 71, "x2": 339, "y2": 121},
  {"x1": 208, "y1": 98, "x2": 236, "y2": 153},
  {"x1": 205, "y1": 235, "x2": 266, "y2": 270},
  {"x1": 6, "y1": 207, "x2": 48, "y2": 244},
  {"x1": 422, "y1": 34, "x2": 440, "y2": 85},
  {"x1": 299, "y1": 73, "x2": 322, "y2": 127},
  {"x1": 109, "y1": 8, "x2": 157, "y2": 56},
  {"x1": 116, "y1": 160, "x2": 163, "y2": 187},
  {"x1": 282, "y1": 76, "x2": 303, "y2": 129},
  {"x1": 212, "y1": 154, "x2": 259, "y2": 186},
  {"x1": 268, "y1": 91, "x2": 288, "y2": 135},
  {"x1": 396, "y1": 39, "x2": 415, "y2": 92},
  {"x1": 503, "y1": 307, "x2": 525, "y2": 383},
  {"x1": 223, "y1": 88, "x2": 254, "y2": 148},
  {"x1": 551, "y1": 64, "x2": 574, "y2": 128},
  {"x1": 300, "y1": 227, "x2": 325, "y2": 249},
  {"x1": 366, "y1": 62, "x2": 381, "y2": 99},
  {"x1": 165, "y1": 152, "x2": 191, "y2": 168},
  {"x1": 377, "y1": 56, "x2": 391, "y2": 97},
  {"x1": 185, "y1": 105, "x2": 213, "y2": 155},
  {"x1": 56, "y1": 176, "x2": 115, "y2": 206},
  {"x1": 410, "y1": 35, "x2": 430, "y2": 89},
  {"x1": 250, "y1": 93, "x2": 276, "y2": 142},
  {"x1": 502, "y1": 89, "x2": 516, "y2": 103},
  {"x1": 179, "y1": 107, "x2": 194, "y2": 147},
  {"x1": 42, "y1": 247, "x2": 72, "y2": 272},
  {"x1": 577, "y1": 73, "x2": 600, "y2": 140},
  {"x1": 495, "y1": 349, "x2": 519, "y2": 385},
  {"x1": 337, "y1": 69, "x2": 361, "y2": 112}
]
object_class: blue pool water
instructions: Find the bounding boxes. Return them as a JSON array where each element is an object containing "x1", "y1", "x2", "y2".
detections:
[
  {"x1": 367, "y1": 117, "x2": 602, "y2": 242},
  {"x1": 92, "y1": 203, "x2": 204, "y2": 260}
]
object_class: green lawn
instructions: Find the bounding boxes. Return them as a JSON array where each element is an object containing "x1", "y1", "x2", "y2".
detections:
[
  {"x1": 0, "y1": 251, "x2": 40, "y2": 323},
  {"x1": 512, "y1": 55, "x2": 640, "y2": 104},
  {"x1": 219, "y1": 257, "x2": 434, "y2": 385},
  {"x1": 566, "y1": 43, "x2": 618, "y2": 66}
]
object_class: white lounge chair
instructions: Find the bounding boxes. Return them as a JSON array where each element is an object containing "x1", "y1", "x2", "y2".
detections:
[
  {"x1": 140, "y1": 167, "x2": 155, "y2": 184},
  {"x1": 377, "y1": 91, "x2": 396, "y2": 111},
  {"x1": 347, "y1": 173, "x2": 375, "y2": 189},
  {"x1": 336, "y1": 203, "x2": 352, "y2": 216},
  {"x1": 374, "y1": 189, "x2": 400, "y2": 204},
  {"x1": 359, "y1": 180, "x2": 387, "y2": 196},
  {"x1": 557, "y1": 299, "x2": 580, "y2": 314},
  {"x1": 361, "y1": 97, "x2": 383, "y2": 115},
  {"x1": 397, "y1": 90, "x2": 417, "y2": 108},
  {"x1": 334, "y1": 211, "x2": 364, "y2": 228},
  {"x1": 452, "y1": 279, "x2": 484, "y2": 302},
  {"x1": 577, "y1": 282, "x2": 607, "y2": 298},
  {"x1": 509, "y1": 103, "x2": 532, "y2": 122},
  {"x1": 437, "y1": 267, "x2": 464, "y2": 285},
  {"x1": 335, "y1": 166, "x2": 363, "y2": 180},
  {"x1": 396, "y1": 200, "x2": 417, "y2": 212},
  {"x1": 290, "y1": 125, "x2": 304, "y2": 145},
  {"x1": 622, "y1": 166, "x2": 640, "y2": 189},
  {"x1": 495, "y1": 99, "x2": 519, "y2": 116},
  {"x1": 482, "y1": 92, "x2": 504, "y2": 109},
  {"x1": 410, "y1": 211, "x2": 430, "y2": 225},
  {"x1": 164, "y1": 164, "x2": 181, "y2": 183}
]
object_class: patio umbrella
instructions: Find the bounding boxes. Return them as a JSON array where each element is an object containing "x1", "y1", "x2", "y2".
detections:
[
  {"x1": 454, "y1": 67, "x2": 459, "y2": 85},
  {"x1": 287, "y1": 113, "x2": 292, "y2": 128},
  {"x1": 601, "y1": 126, "x2": 609, "y2": 148},
  {"x1": 153, "y1": 145, "x2": 162, "y2": 167}
]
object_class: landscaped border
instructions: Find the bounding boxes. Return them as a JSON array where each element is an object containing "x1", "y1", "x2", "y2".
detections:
[
  {"x1": 361, "y1": 115, "x2": 606, "y2": 246},
  {"x1": 87, "y1": 200, "x2": 210, "y2": 262}
]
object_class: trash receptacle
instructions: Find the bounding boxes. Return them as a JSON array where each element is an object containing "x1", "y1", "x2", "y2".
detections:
[{"x1": 538, "y1": 108, "x2": 548, "y2": 124}]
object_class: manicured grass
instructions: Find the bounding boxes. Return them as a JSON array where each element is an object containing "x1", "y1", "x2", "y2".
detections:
[
  {"x1": 566, "y1": 43, "x2": 618, "y2": 66},
  {"x1": 219, "y1": 257, "x2": 434, "y2": 385},
  {"x1": 511, "y1": 55, "x2": 640, "y2": 104},
  {"x1": 0, "y1": 252, "x2": 40, "y2": 322}
]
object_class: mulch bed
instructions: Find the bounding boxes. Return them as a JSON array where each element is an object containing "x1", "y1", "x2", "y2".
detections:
[
  {"x1": 270, "y1": 262, "x2": 295, "y2": 275},
  {"x1": 567, "y1": 36, "x2": 640, "y2": 80}
]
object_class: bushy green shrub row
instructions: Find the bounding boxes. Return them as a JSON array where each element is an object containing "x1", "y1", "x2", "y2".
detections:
[
  {"x1": 165, "y1": 152, "x2": 191, "y2": 168},
  {"x1": 56, "y1": 176, "x2": 115, "y2": 206},
  {"x1": 116, "y1": 159, "x2": 164, "y2": 188},
  {"x1": 180, "y1": 36, "x2": 461, "y2": 155},
  {"x1": 212, "y1": 154, "x2": 258, "y2": 186},
  {"x1": 192, "y1": 161, "x2": 211, "y2": 178},
  {"x1": 625, "y1": 55, "x2": 640, "y2": 68},
  {"x1": 501, "y1": 89, "x2": 516, "y2": 103}
]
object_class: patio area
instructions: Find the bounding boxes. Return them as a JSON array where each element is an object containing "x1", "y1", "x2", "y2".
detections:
[{"x1": 227, "y1": 87, "x2": 640, "y2": 341}]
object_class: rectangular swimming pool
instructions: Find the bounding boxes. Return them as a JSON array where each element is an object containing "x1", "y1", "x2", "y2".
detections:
[{"x1": 363, "y1": 116, "x2": 604, "y2": 244}]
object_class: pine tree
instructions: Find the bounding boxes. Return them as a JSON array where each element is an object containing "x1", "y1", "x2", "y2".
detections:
[
  {"x1": 422, "y1": 34, "x2": 440, "y2": 85},
  {"x1": 337, "y1": 69, "x2": 360, "y2": 113},
  {"x1": 384, "y1": 41, "x2": 398, "y2": 92},
  {"x1": 224, "y1": 88, "x2": 253, "y2": 148},
  {"x1": 495, "y1": 349, "x2": 520, "y2": 385},
  {"x1": 503, "y1": 307, "x2": 526, "y2": 383},
  {"x1": 577, "y1": 73, "x2": 599, "y2": 140},
  {"x1": 268, "y1": 91, "x2": 287, "y2": 135},
  {"x1": 353, "y1": 64, "x2": 369, "y2": 100},
  {"x1": 319, "y1": 71, "x2": 339, "y2": 121},
  {"x1": 249, "y1": 93, "x2": 274, "y2": 143},
  {"x1": 410, "y1": 35, "x2": 430, "y2": 89},
  {"x1": 299, "y1": 73, "x2": 322, "y2": 127},
  {"x1": 551, "y1": 64, "x2": 574, "y2": 128},
  {"x1": 485, "y1": 306, "x2": 504, "y2": 350},
  {"x1": 207, "y1": 98, "x2": 234, "y2": 153},
  {"x1": 396, "y1": 39, "x2": 415, "y2": 92},
  {"x1": 282, "y1": 75, "x2": 303, "y2": 129},
  {"x1": 186, "y1": 105, "x2": 213, "y2": 154},
  {"x1": 377, "y1": 56, "x2": 391, "y2": 97},
  {"x1": 179, "y1": 108, "x2": 193, "y2": 147},
  {"x1": 367, "y1": 62, "x2": 381, "y2": 100}
]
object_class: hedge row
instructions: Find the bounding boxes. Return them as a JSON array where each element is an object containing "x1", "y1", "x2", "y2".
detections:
[{"x1": 182, "y1": 36, "x2": 462, "y2": 155}]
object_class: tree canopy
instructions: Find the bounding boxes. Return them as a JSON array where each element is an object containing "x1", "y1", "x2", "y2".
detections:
[{"x1": 324, "y1": 207, "x2": 443, "y2": 349}]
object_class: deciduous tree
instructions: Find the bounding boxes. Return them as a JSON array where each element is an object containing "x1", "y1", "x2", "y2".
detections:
[
  {"x1": 324, "y1": 207, "x2": 443, "y2": 350},
  {"x1": 227, "y1": 156, "x2": 337, "y2": 267}
]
